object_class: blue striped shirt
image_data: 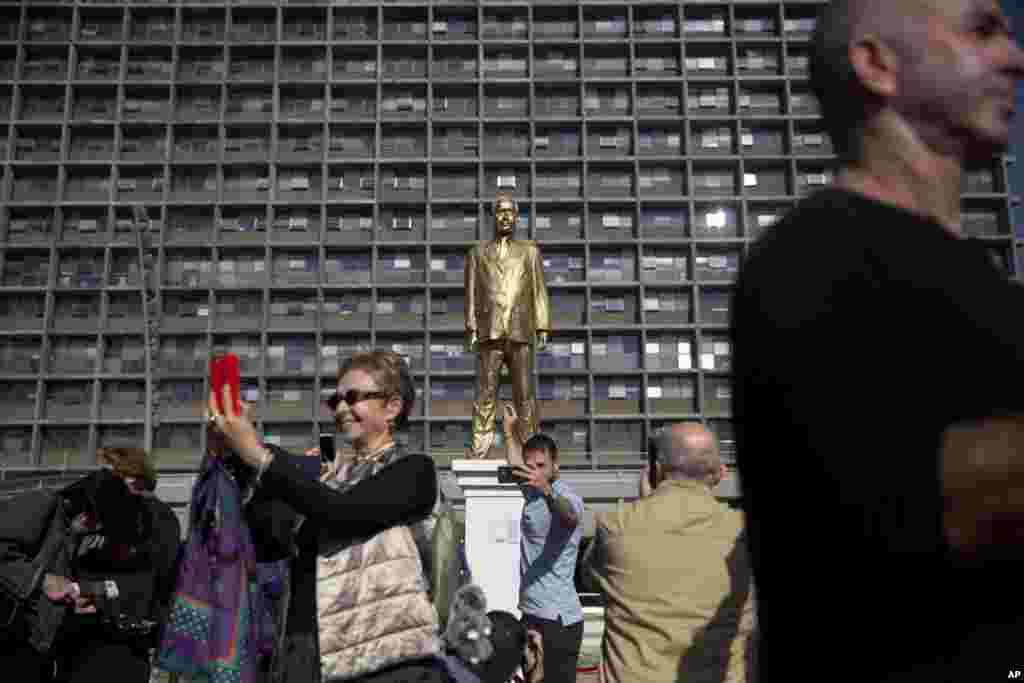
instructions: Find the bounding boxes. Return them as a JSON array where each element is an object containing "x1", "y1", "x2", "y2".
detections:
[{"x1": 519, "y1": 479, "x2": 584, "y2": 624}]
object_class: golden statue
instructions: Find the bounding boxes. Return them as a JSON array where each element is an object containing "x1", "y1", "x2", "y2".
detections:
[{"x1": 464, "y1": 192, "x2": 551, "y2": 458}]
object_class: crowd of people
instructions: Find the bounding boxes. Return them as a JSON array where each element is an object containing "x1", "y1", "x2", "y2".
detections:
[
  {"x1": 0, "y1": 448, "x2": 181, "y2": 682},
  {"x1": 2, "y1": 0, "x2": 1023, "y2": 681},
  {"x1": 0, "y1": 351, "x2": 758, "y2": 683}
]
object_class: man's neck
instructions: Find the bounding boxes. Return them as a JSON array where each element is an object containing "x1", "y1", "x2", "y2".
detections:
[
  {"x1": 836, "y1": 125, "x2": 964, "y2": 237},
  {"x1": 661, "y1": 476, "x2": 715, "y2": 492},
  {"x1": 494, "y1": 233, "x2": 512, "y2": 245}
]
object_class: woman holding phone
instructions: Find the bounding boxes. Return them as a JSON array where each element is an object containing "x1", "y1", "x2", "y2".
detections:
[{"x1": 207, "y1": 350, "x2": 447, "y2": 683}]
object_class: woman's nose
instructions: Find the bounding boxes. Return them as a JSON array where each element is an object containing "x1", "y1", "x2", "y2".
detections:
[{"x1": 334, "y1": 398, "x2": 349, "y2": 418}]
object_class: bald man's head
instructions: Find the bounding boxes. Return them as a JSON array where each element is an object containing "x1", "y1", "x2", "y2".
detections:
[
  {"x1": 811, "y1": 0, "x2": 1023, "y2": 164},
  {"x1": 810, "y1": 0, "x2": 929, "y2": 162},
  {"x1": 653, "y1": 423, "x2": 723, "y2": 487}
]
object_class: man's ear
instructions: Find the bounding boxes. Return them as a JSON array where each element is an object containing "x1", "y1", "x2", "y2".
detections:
[
  {"x1": 849, "y1": 34, "x2": 899, "y2": 99},
  {"x1": 709, "y1": 464, "x2": 727, "y2": 488}
]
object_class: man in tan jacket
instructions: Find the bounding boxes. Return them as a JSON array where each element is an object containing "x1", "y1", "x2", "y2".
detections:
[{"x1": 582, "y1": 423, "x2": 755, "y2": 683}]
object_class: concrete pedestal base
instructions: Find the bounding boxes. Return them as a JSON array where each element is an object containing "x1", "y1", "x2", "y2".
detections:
[{"x1": 451, "y1": 458, "x2": 524, "y2": 617}]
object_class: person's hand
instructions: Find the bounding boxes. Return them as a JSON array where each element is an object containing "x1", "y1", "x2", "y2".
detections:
[
  {"x1": 536, "y1": 331, "x2": 549, "y2": 349},
  {"x1": 502, "y1": 403, "x2": 520, "y2": 440},
  {"x1": 513, "y1": 464, "x2": 552, "y2": 498},
  {"x1": 207, "y1": 398, "x2": 255, "y2": 456},
  {"x1": 73, "y1": 597, "x2": 97, "y2": 615},
  {"x1": 42, "y1": 574, "x2": 78, "y2": 604},
  {"x1": 466, "y1": 331, "x2": 479, "y2": 353},
  {"x1": 639, "y1": 463, "x2": 655, "y2": 499},
  {"x1": 208, "y1": 385, "x2": 266, "y2": 469},
  {"x1": 524, "y1": 629, "x2": 544, "y2": 683}
]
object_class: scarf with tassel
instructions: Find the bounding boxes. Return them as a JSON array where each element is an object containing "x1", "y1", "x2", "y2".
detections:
[{"x1": 156, "y1": 453, "x2": 263, "y2": 683}]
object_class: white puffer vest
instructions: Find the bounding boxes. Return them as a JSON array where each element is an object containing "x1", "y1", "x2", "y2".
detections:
[{"x1": 315, "y1": 445, "x2": 442, "y2": 681}]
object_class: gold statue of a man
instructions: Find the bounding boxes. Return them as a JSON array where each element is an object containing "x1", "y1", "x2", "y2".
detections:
[{"x1": 464, "y1": 192, "x2": 551, "y2": 458}]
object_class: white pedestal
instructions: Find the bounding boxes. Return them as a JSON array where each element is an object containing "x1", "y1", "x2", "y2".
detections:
[{"x1": 452, "y1": 459, "x2": 525, "y2": 618}]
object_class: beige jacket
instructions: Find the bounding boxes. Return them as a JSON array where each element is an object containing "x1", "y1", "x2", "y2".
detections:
[
  {"x1": 316, "y1": 449, "x2": 442, "y2": 681},
  {"x1": 583, "y1": 479, "x2": 755, "y2": 683}
]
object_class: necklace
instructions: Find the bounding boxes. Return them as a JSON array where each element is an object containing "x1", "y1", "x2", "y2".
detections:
[{"x1": 352, "y1": 441, "x2": 395, "y2": 466}]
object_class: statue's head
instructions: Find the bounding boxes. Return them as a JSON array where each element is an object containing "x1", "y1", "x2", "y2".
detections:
[{"x1": 494, "y1": 192, "x2": 518, "y2": 237}]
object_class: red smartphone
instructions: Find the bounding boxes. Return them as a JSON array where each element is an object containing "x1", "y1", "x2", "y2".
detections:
[{"x1": 210, "y1": 353, "x2": 241, "y2": 415}]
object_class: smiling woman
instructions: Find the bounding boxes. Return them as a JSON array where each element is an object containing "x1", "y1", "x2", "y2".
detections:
[{"x1": 206, "y1": 349, "x2": 452, "y2": 683}]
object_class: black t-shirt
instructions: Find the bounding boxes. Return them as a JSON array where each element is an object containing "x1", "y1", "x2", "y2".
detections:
[{"x1": 732, "y1": 189, "x2": 1024, "y2": 680}]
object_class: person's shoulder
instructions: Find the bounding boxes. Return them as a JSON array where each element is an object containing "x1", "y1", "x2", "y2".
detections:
[
  {"x1": 594, "y1": 502, "x2": 631, "y2": 535},
  {"x1": 11, "y1": 487, "x2": 59, "y2": 506},
  {"x1": 1, "y1": 488, "x2": 59, "y2": 517},
  {"x1": 145, "y1": 494, "x2": 180, "y2": 522},
  {"x1": 616, "y1": 490, "x2": 668, "y2": 524},
  {"x1": 738, "y1": 189, "x2": 875, "y2": 307},
  {"x1": 719, "y1": 502, "x2": 747, "y2": 532},
  {"x1": 553, "y1": 478, "x2": 580, "y2": 499},
  {"x1": 394, "y1": 449, "x2": 438, "y2": 476},
  {"x1": 144, "y1": 495, "x2": 182, "y2": 539},
  {"x1": 0, "y1": 488, "x2": 60, "y2": 540},
  {"x1": 750, "y1": 189, "x2": 863, "y2": 257}
]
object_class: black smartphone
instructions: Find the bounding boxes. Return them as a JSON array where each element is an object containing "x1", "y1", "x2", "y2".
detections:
[
  {"x1": 648, "y1": 436, "x2": 659, "y2": 490},
  {"x1": 497, "y1": 465, "x2": 524, "y2": 484},
  {"x1": 319, "y1": 433, "x2": 335, "y2": 464}
]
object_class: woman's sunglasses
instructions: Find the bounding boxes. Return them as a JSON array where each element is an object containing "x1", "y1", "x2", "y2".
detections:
[{"x1": 324, "y1": 389, "x2": 390, "y2": 411}]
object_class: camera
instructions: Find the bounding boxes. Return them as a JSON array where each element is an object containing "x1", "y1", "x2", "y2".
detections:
[
  {"x1": 320, "y1": 433, "x2": 336, "y2": 464},
  {"x1": 497, "y1": 465, "x2": 526, "y2": 484}
]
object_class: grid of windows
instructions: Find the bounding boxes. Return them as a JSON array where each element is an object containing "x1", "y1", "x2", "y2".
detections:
[{"x1": 0, "y1": 1, "x2": 1014, "y2": 472}]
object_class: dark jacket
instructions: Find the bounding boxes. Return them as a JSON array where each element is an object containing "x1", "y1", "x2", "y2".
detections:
[
  {"x1": 0, "y1": 490, "x2": 73, "y2": 654},
  {"x1": 0, "y1": 483, "x2": 181, "y2": 655},
  {"x1": 73, "y1": 495, "x2": 182, "y2": 628}
]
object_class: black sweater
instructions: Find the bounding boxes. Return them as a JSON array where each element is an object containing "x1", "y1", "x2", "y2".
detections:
[{"x1": 251, "y1": 448, "x2": 438, "y2": 636}]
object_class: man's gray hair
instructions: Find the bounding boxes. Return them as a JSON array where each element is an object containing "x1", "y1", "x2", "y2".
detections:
[{"x1": 652, "y1": 423, "x2": 722, "y2": 485}]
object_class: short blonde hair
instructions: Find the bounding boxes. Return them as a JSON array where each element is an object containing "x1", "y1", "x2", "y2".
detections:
[{"x1": 337, "y1": 350, "x2": 416, "y2": 430}]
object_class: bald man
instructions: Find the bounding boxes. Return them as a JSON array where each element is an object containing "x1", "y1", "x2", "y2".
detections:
[
  {"x1": 732, "y1": 1, "x2": 1024, "y2": 680},
  {"x1": 581, "y1": 424, "x2": 755, "y2": 683}
]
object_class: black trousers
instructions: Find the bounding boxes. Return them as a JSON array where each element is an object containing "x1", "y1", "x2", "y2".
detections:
[
  {"x1": 352, "y1": 660, "x2": 450, "y2": 683},
  {"x1": 521, "y1": 614, "x2": 584, "y2": 683},
  {"x1": 58, "y1": 639, "x2": 150, "y2": 683},
  {"x1": 276, "y1": 632, "x2": 450, "y2": 683},
  {"x1": 0, "y1": 638, "x2": 150, "y2": 683},
  {"x1": 0, "y1": 642, "x2": 53, "y2": 683}
]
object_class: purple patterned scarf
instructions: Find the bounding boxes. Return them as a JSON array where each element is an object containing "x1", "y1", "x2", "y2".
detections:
[{"x1": 156, "y1": 453, "x2": 260, "y2": 683}]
